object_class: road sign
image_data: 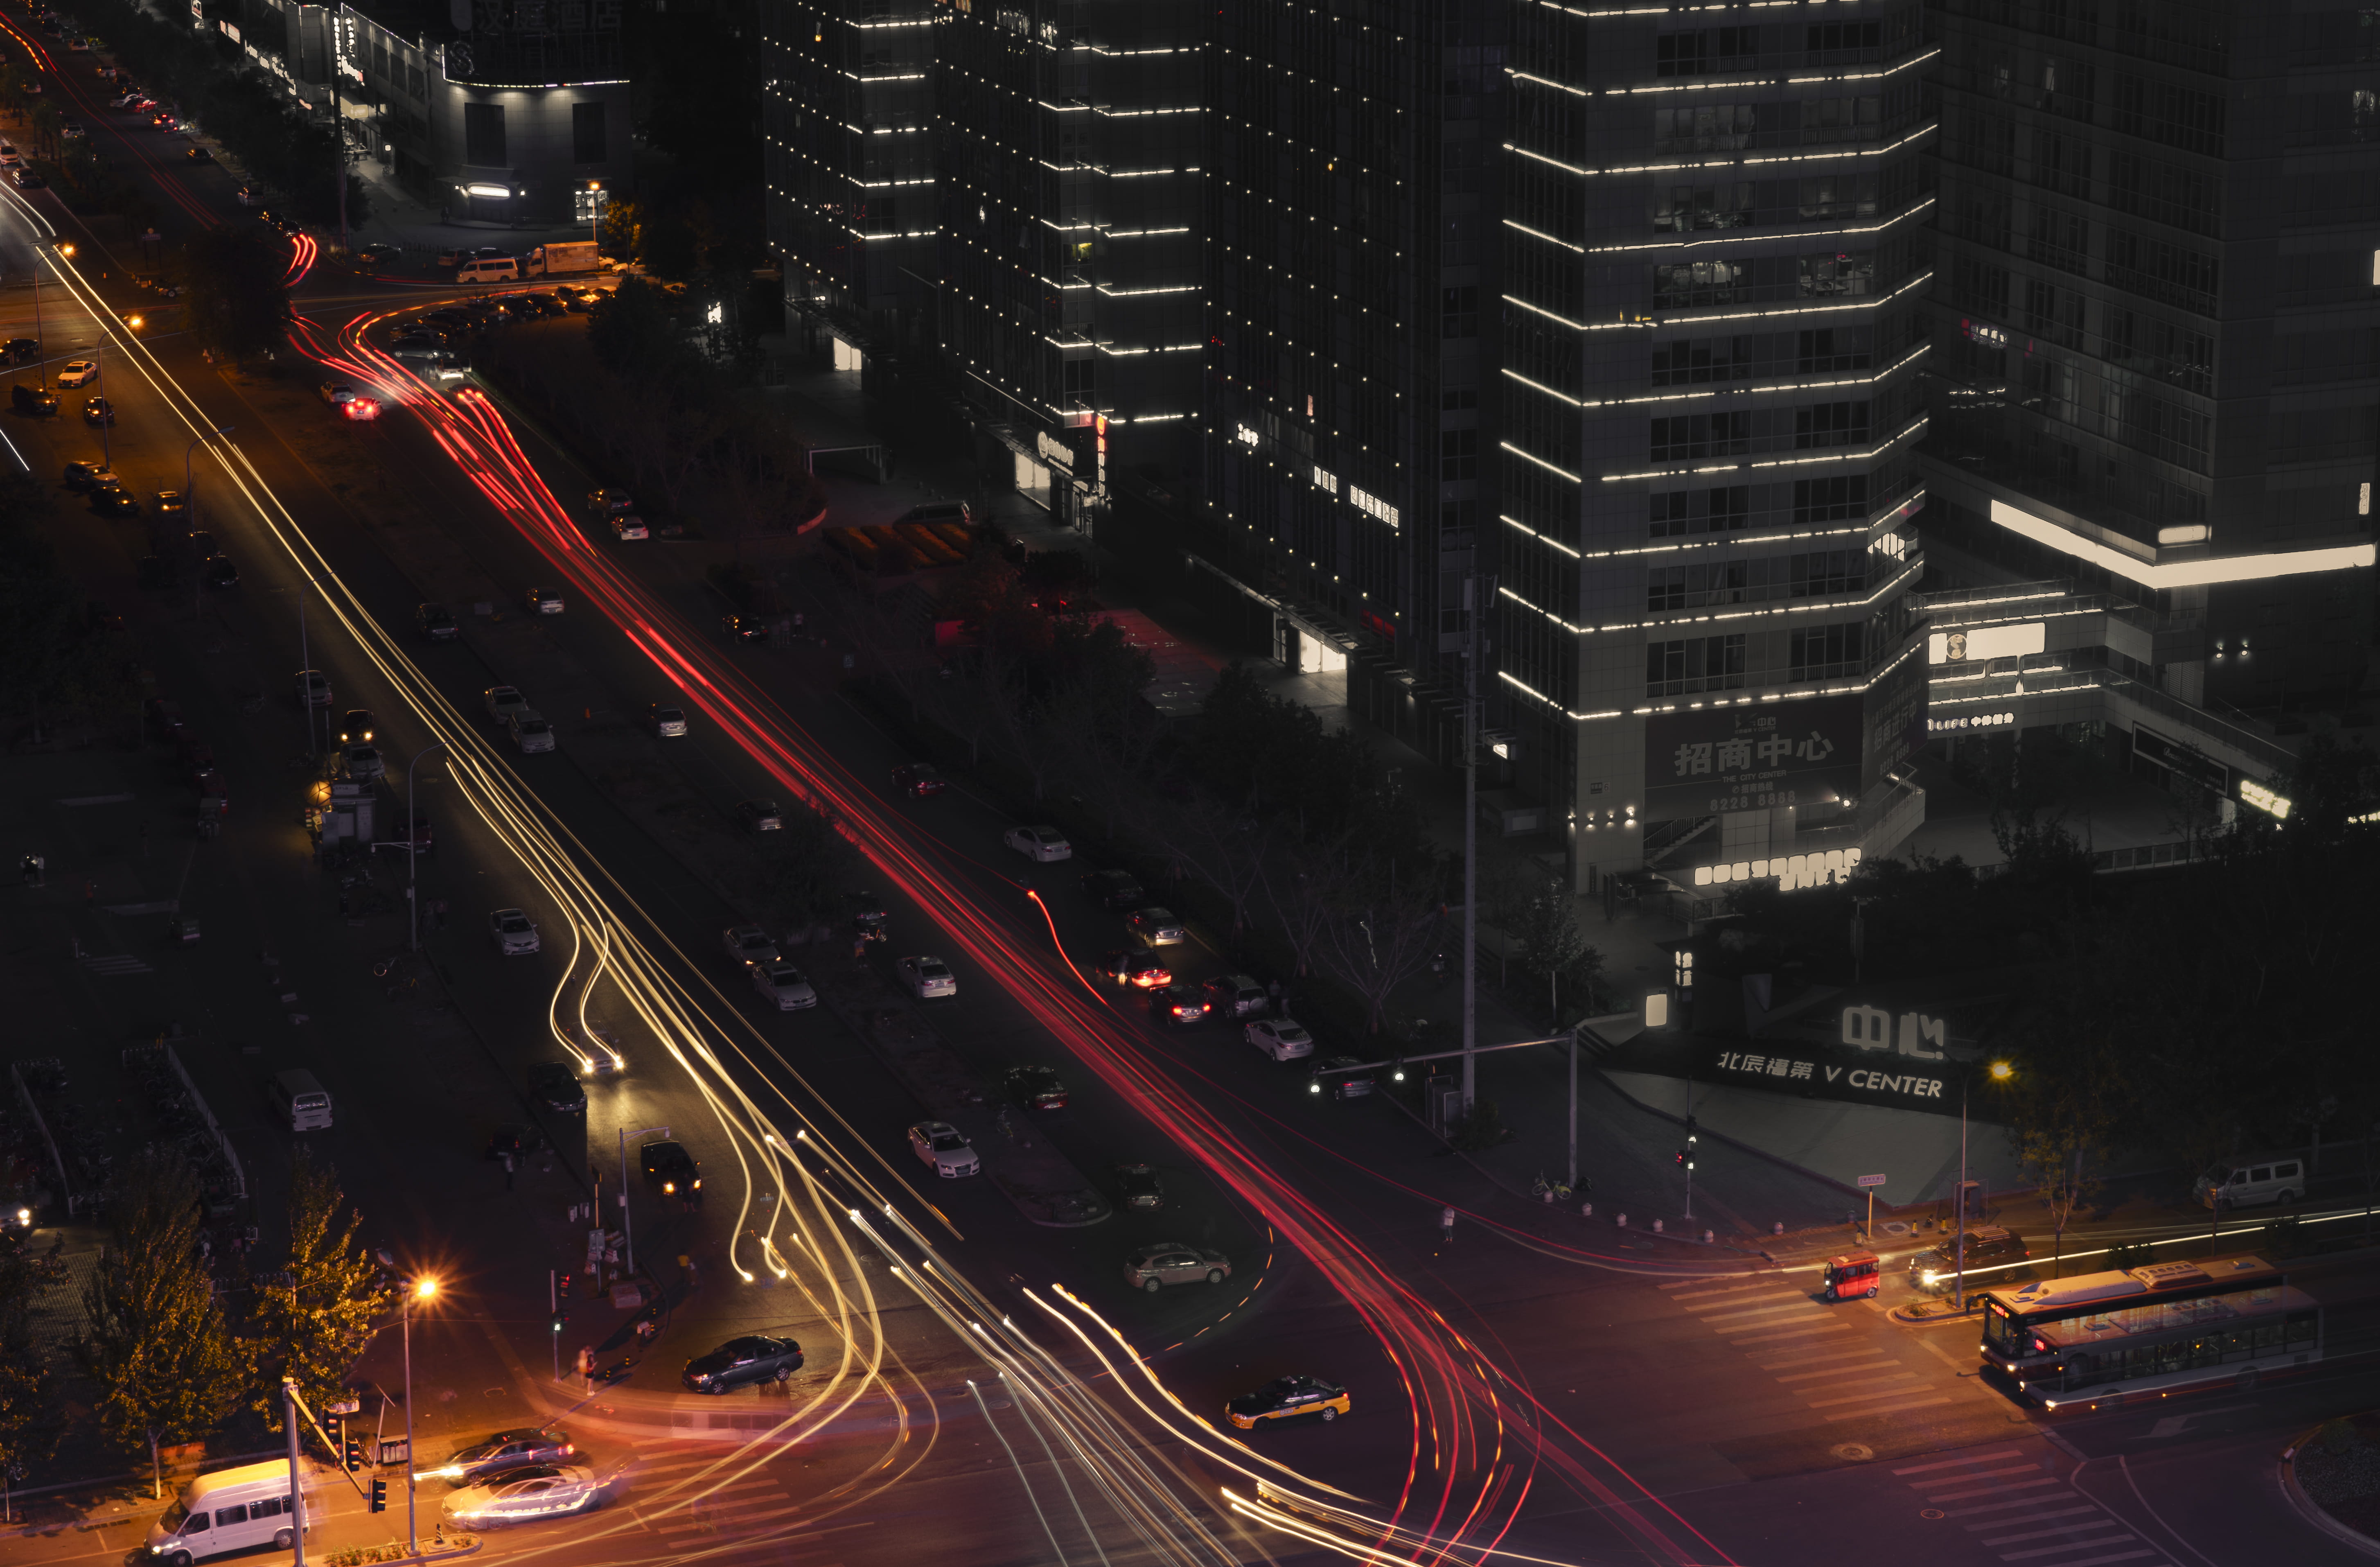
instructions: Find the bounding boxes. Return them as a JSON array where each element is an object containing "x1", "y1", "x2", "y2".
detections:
[
  {"x1": 1857, "y1": 1174, "x2": 1888, "y2": 1188},
  {"x1": 325, "y1": 1397, "x2": 361, "y2": 1415}
]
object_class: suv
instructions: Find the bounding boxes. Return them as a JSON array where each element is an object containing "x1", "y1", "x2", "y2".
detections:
[
  {"x1": 11, "y1": 384, "x2": 58, "y2": 417},
  {"x1": 1202, "y1": 974, "x2": 1270, "y2": 1019},
  {"x1": 1908, "y1": 1226, "x2": 2029, "y2": 1294}
]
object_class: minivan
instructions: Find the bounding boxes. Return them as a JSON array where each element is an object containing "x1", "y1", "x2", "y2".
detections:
[
  {"x1": 2195, "y1": 1154, "x2": 2307, "y2": 1211},
  {"x1": 458, "y1": 256, "x2": 519, "y2": 284},
  {"x1": 145, "y1": 1460, "x2": 322, "y2": 1565},
  {"x1": 269, "y1": 1069, "x2": 332, "y2": 1131}
]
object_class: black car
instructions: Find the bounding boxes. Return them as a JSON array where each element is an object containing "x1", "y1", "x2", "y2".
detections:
[
  {"x1": 93, "y1": 486, "x2": 140, "y2": 517},
  {"x1": 153, "y1": 490, "x2": 189, "y2": 519},
  {"x1": 1311, "y1": 1055, "x2": 1376, "y2": 1100},
  {"x1": 11, "y1": 169, "x2": 44, "y2": 188},
  {"x1": 1081, "y1": 868, "x2": 1146, "y2": 910},
  {"x1": 1005, "y1": 1064, "x2": 1069, "y2": 1111},
  {"x1": 846, "y1": 889, "x2": 889, "y2": 940},
  {"x1": 441, "y1": 1427, "x2": 576, "y2": 1484},
  {"x1": 83, "y1": 396, "x2": 115, "y2": 425},
  {"x1": 722, "y1": 614, "x2": 769, "y2": 644},
  {"x1": 681, "y1": 1334, "x2": 803, "y2": 1395},
  {"x1": 10, "y1": 384, "x2": 57, "y2": 416},
  {"x1": 640, "y1": 1139, "x2": 702, "y2": 1198},
  {"x1": 1114, "y1": 1163, "x2": 1164, "y2": 1212},
  {"x1": 526, "y1": 1061, "x2": 586, "y2": 1114},
  {"x1": 1148, "y1": 982, "x2": 1209, "y2": 1027},
  {"x1": 417, "y1": 602, "x2": 460, "y2": 641},
  {"x1": 184, "y1": 145, "x2": 211, "y2": 163},
  {"x1": 1096, "y1": 948, "x2": 1171, "y2": 988},
  {"x1": 202, "y1": 555, "x2": 239, "y2": 589},
  {"x1": 1, "y1": 339, "x2": 36, "y2": 364},
  {"x1": 338, "y1": 709, "x2": 375, "y2": 744}
]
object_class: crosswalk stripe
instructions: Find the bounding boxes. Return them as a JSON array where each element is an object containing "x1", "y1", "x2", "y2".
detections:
[
  {"x1": 1967, "y1": 1506, "x2": 2102, "y2": 1532},
  {"x1": 1682, "y1": 1288, "x2": 1807, "y2": 1308},
  {"x1": 2012, "y1": 1553, "x2": 2158, "y2": 1567},
  {"x1": 1994, "y1": 1536, "x2": 2139, "y2": 1562},
  {"x1": 1771, "y1": 1360, "x2": 1902, "y2": 1382},
  {"x1": 657, "y1": 1503, "x2": 805, "y2": 1535},
  {"x1": 1980, "y1": 1521, "x2": 2129, "y2": 1547},
  {"x1": 1659, "y1": 1276, "x2": 1770, "y2": 1291},
  {"x1": 1671, "y1": 1285, "x2": 1794, "y2": 1305},
  {"x1": 1895, "y1": 1446, "x2": 2026, "y2": 1475},
  {"x1": 1929, "y1": 1474, "x2": 2066, "y2": 1502},
  {"x1": 1729, "y1": 1321, "x2": 1851, "y2": 1345},
  {"x1": 83, "y1": 955, "x2": 153, "y2": 973},
  {"x1": 1913, "y1": 1463, "x2": 2052, "y2": 1490},
  {"x1": 1698, "y1": 1305, "x2": 1827, "y2": 1330},
  {"x1": 1827, "y1": 1395, "x2": 1951, "y2": 1420},
  {"x1": 1800, "y1": 1379, "x2": 1925, "y2": 1409},
  {"x1": 1943, "y1": 1496, "x2": 2068, "y2": 1519}
]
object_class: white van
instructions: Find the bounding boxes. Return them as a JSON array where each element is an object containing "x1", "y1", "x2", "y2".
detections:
[
  {"x1": 457, "y1": 256, "x2": 519, "y2": 284},
  {"x1": 146, "y1": 1461, "x2": 321, "y2": 1565},
  {"x1": 2195, "y1": 1152, "x2": 2307, "y2": 1211},
  {"x1": 269, "y1": 1069, "x2": 332, "y2": 1131}
]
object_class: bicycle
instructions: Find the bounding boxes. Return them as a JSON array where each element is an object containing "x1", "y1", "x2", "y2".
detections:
[{"x1": 1531, "y1": 1171, "x2": 1574, "y2": 1205}]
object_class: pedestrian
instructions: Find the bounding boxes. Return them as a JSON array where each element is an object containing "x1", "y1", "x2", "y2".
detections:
[
  {"x1": 502, "y1": 1152, "x2": 516, "y2": 1191},
  {"x1": 852, "y1": 933, "x2": 867, "y2": 961},
  {"x1": 1268, "y1": 978, "x2": 1283, "y2": 1009},
  {"x1": 1440, "y1": 1205, "x2": 1456, "y2": 1246},
  {"x1": 575, "y1": 1345, "x2": 596, "y2": 1391}
]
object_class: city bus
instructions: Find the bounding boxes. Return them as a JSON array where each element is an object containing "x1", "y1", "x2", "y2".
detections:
[{"x1": 1976, "y1": 1255, "x2": 2319, "y2": 1409}]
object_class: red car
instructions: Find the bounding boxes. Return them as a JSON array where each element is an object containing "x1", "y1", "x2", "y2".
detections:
[
  {"x1": 1004, "y1": 1065, "x2": 1069, "y2": 1111},
  {"x1": 1097, "y1": 949, "x2": 1171, "y2": 989},
  {"x1": 891, "y1": 762, "x2": 947, "y2": 797}
]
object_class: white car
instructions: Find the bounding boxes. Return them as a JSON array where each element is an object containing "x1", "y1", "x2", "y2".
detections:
[
  {"x1": 294, "y1": 668, "x2": 331, "y2": 707},
  {"x1": 896, "y1": 955, "x2": 957, "y2": 999},
  {"x1": 610, "y1": 515, "x2": 648, "y2": 540},
  {"x1": 56, "y1": 359, "x2": 98, "y2": 388},
  {"x1": 1126, "y1": 907, "x2": 1187, "y2": 946},
  {"x1": 1004, "y1": 825, "x2": 1072, "y2": 863},
  {"x1": 441, "y1": 1464, "x2": 600, "y2": 1527},
  {"x1": 907, "y1": 1121, "x2": 980, "y2": 1178},
  {"x1": 751, "y1": 960, "x2": 817, "y2": 1011},
  {"x1": 483, "y1": 685, "x2": 528, "y2": 726},
  {"x1": 508, "y1": 711, "x2": 555, "y2": 753},
  {"x1": 526, "y1": 585, "x2": 564, "y2": 614},
  {"x1": 650, "y1": 704, "x2": 688, "y2": 738},
  {"x1": 341, "y1": 743, "x2": 385, "y2": 781},
  {"x1": 1247, "y1": 1018, "x2": 1315, "y2": 1062},
  {"x1": 722, "y1": 925, "x2": 778, "y2": 967},
  {"x1": 490, "y1": 908, "x2": 539, "y2": 956},
  {"x1": 0, "y1": 142, "x2": 16, "y2": 163}
]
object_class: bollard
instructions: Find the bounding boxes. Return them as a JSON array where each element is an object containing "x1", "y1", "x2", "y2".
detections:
[
  {"x1": 1581, "y1": 1201, "x2": 1593, "y2": 1219},
  {"x1": 1773, "y1": 1221, "x2": 1785, "y2": 1236},
  {"x1": 1615, "y1": 1212, "x2": 1628, "y2": 1228},
  {"x1": 1703, "y1": 1229, "x2": 1715, "y2": 1244},
  {"x1": 1652, "y1": 1218, "x2": 1664, "y2": 1234}
]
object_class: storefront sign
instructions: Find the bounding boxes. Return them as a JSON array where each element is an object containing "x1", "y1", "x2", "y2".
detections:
[
  {"x1": 1926, "y1": 710, "x2": 2014, "y2": 734},
  {"x1": 1037, "y1": 429, "x2": 1074, "y2": 474},
  {"x1": 1645, "y1": 695, "x2": 1866, "y2": 819},
  {"x1": 1842, "y1": 1006, "x2": 1947, "y2": 1060},
  {"x1": 2238, "y1": 779, "x2": 2292, "y2": 820},
  {"x1": 1709, "y1": 1049, "x2": 1946, "y2": 1102},
  {"x1": 1928, "y1": 623, "x2": 2044, "y2": 665}
]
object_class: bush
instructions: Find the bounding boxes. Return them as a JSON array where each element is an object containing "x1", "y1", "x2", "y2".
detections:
[{"x1": 1449, "y1": 1097, "x2": 1517, "y2": 1152}]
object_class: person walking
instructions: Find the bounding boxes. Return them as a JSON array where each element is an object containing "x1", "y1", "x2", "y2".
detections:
[
  {"x1": 575, "y1": 1345, "x2": 596, "y2": 1392},
  {"x1": 1440, "y1": 1205, "x2": 1457, "y2": 1246},
  {"x1": 502, "y1": 1152, "x2": 516, "y2": 1191}
]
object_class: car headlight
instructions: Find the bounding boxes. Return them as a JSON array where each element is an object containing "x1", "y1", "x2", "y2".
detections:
[
  {"x1": 1921, "y1": 1270, "x2": 1942, "y2": 1285},
  {"x1": 661, "y1": 1181, "x2": 675, "y2": 1194}
]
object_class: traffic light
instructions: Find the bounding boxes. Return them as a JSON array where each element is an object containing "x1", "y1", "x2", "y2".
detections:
[
  {"x1": 550, "y1": 1312, "x2": 567, "y2": 1335},
  {"x1": 1675, "y1": 1149, "x2": 1687, "y2": 1167},
  {"x1": 557, "y1": 1273, "x2": 571, "y2": 1299},
  {"x1": 343, "y1": 1438, "x2": 361, "y2": 1473},
  {"x1": 368, "y1": 1477, "x2": 387, "y2": 1513},
  {"x1": 1685, "y1": 1114, "x2": 1699, "y2": 1140}
]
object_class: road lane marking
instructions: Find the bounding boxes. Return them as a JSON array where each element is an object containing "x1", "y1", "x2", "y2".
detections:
[
  {"x1": 2014, "y1": 1553, "x2": 2157, "y2": 1567},
  {"x1": 1981, "y1": 1521, "x2": 2139, "y2": 1547},
  {"x1": 1967, "y1": 1506, "x2": 2105, "y2": 1532},
  {"x1": 1894, "y1": 1445, "x2": 2026, "y2": 1474},
  {"x1": 1909, "y1": 1462, "x2": 2049, "y2": 1488},
  {"x1": 1928, "y1": 1474, "x2": 2067, "y2": 1502},
  {"x1": 1694, "y1": 1301, "x2": 1825, "y2": 1326},
  {"x1": 1826, "y1": 1394, "x2": 1951, "y2": 1419},
  {"x1": 1992, "y1": 1538, "x2": 2141, "y2": 1562},
  {"x1": 1799, "y1": 1378, "x2": 1926, "y2": 1408},
  {"x1": 1728, "y1": 1321, "x2": 1851, "y2": 1345},
  {"x1": 1770, "y1": 1358, "x2": 1902, "y2": 1381}
]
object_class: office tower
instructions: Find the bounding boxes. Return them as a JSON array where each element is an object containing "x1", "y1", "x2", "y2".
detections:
[
  {"x1": 1202, "y1": 3, "x2": 1504, "y2": 747},
  {"x1": 930, "y1": 0, "x2": 1204, "y2": 531},
  {"x1": 1500, "y1": 6, "x2": 1934, "y2": 894},
  {"x1": 763, "y1": 0, "x2": 937, "y2": 340},
  {"x1": 1922, "y1": 1, "x2": 2377, "y2": 811}
]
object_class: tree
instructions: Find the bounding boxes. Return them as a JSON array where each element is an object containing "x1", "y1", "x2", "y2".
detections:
[
  {"x1": 181, "y1": 226, "x2": 292, "y2": 365},
  {"x1": 2002, "y1": 1030, "x2": 2113, "y2": 1280},
  {"x1": 752, "y1": 798, "x2": 856, "y2": 932},
  {"x1": 0, "y1": 1246, "x2": 61, "y2": 1511},
  {"x1": 1511, "y1": 888, "x2": 1599, "y2": 1022},
  {"x1": 241, "y1": 1149, "x2": 388, "y2": 1431},
  {"x1": 1310, "y1": 864, "x2": 1446, "y2": 1032},
  {"x1": 77, "y1": 1152, "x2": 241, "y2": 1492},
  {"x1": 0, "y1": 474, "x2": 136, "y2": 735}
]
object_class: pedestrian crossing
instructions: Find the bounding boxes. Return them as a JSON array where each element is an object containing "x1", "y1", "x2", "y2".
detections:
[
  {"x1": 1893, "y1": 1445, "x2": 2175, "y2": 1567},
  {"x1": 1658, "y1": 1276, "x2": 1954, "y2": 1420},
  {"x1": 627, "y1": 1446, "x2": 837, "y2": 1562}
]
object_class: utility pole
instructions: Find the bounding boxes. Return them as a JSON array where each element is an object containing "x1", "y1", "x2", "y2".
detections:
[
  {"x1": 282, "y1": 1380, "x2": 306, "y2": 1567},
  {"x1": 1461, "y1": 574, "x2": 1493, "y2": 1111},
  {"x1": 1566, "y1": 1026, "x2": 1577, "y2": 1193}
]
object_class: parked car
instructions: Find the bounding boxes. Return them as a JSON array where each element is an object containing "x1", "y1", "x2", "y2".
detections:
[
  {"x1": 1097, "y1": 949, "x2": 1171, "y2": 989},
  {"x1": 340, "y1": 744, "x2": 385, "y2": 782},
  {"x1": 338, "y1": 709, "x2": 376, "y2": 744},
  {"x1": 1126, "y1": 907, "x2": 1187, "y2": 946},
  {"x1": 417, "y1": 603, "x2": 460, "y2": 641},
  {"x1": 610, "y1": 515, "x2": 648, "y2": 540},
  {"x1": 896, "y1": 955, "x2": 957, "y2": 999},
  {"x1": 650, "y1": 704, "x2": 688, "y2": 738},
  {"x1": 1311, "y1": 1055, "x2": 1376, "y2": 1100},
  {"x1": 0, "y1": 336, "x2": 35, "y2": 362},
  {"x1": 750, "y1": 959, "x2": 817, "y2": 1011},
  {"x1": 525, "y1": 585, "x2": 564, "y2": 614},
  {"x1": 489, "y1": 908, "x2": 539, "y2": 956},
  {"x1": 907, "y1": 1121, "x2": 980, "y2": 1179},
  {"x1": 482, "y1": 685, "x2": 528, "y2": 725},
  {"x1": 1148, "y1": 982, "x2": 1209, "y2": 1027},
  {"x1": 585, "y1": 488, "x2": 635, "y2": 516},
  {"x1": 891, "y1": 762, "x2": 947, "y2": 797},
  {"x1": 1123, "y1": 1243, "x2": 1231, "y2": 1293},
  {"x1": 62, "y1": 458, "x2": 116, "y2": 490},
  {"x1": 1908, "y1": 1227, "x2": 2030, "y2": 1294},
  {"x1": 1114, "y1": 1163, "x2": 1164, "y2": 1212},
  {"x1": 1247, "y1": 1018, "x2": 1316, "y2": 1062},
  {"x1": 1004, "y1": 824, "x2": 1072, "y2": 863},
  {"x1": 56, "y1": 359, "x2": 97, "y2": 388},
  {"x1": 722, "y1": 614, "x2": 769, "y2": 643},
  {"x1": 526, "y1": 1062, "x2": 586, "y2": 1114},
  {"x1": 153, "y1": 490, "x2": 189, "y2": 519},
  {"x1": 1203, "y1": 974, "x2": 1270, "y2": 1019},
  {"x1": 733, "y1": 799, "x2": 783, "y2": 833},
  {"x1": 81, "y1": 396, "x2": 113, "y2": 425},
  {"x1": 1004, "y1": 1064, "x2": 1069, "y2": 1111},
  {"x1": 681, "y1": 1335, "x2": 801, "y2": 1394},
  {"x1": 722, "y1": 926, "x2": 779, "y2": 967},
  {"x1": 441, "y1": 1465, "x2": 600, "y2": 1527},
  {"x1": 9, "y1": 383, "x2": 56, "y2": 415},
  {"x1": 508, "y1": 711, "x2": 555, "y2": 753},
  {"x1": 294, "y1": 669, "x2": 332, "y2": 707},
  {"x1": 1225, "y1": 1375, "x2": 1349, "y2": 1430},
  {"x1": 201, "y1": 555, "x2": 238, "y2": 589}
]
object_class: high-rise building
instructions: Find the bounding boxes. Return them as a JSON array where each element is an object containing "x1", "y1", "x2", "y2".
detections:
[
  {"x1": 1921, "y1": 1, "x2": 2377, "y2": 811},
  {"x1": 1201, "y1": 2, "x2": 1504, "y2": 752},
  {"x1": 1498, "y1": 5, "x2": 1935, "y2": 896},
  {"x1": 763, "y1": 0, "x2": 937, "y2": 341},
  {"x1": 930, "y1": 0, "x2": 1205, "y2": 531}
]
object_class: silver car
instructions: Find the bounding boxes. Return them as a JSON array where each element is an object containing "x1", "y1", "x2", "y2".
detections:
[
  {"x1": 490, "y1": 908, "x2": 539, "y2": 956},
  {"x1": 896, "y1": 955, "x2": 957, "y2": 999},
  {"x1": 907, "y1": 1120, "x2": 980, "y2": 1178},
  {"x1": 1003, "y1": 824, "x2": 1072, "y2": 863},
  {"x1": 440, "y1": 1464, "x2": 600, "y2": 1526},
  {"x1": 1126, "y1": 907, "x2": 1186, "y2": 946},
  {"x1": 722, "y1": 925, "x2": 778, "y2": 967},
  {"x1": 341, "y1": 743, "x2": 385, "y2": 781},
  {"x1": 508, "y1": 711, "x2": 555, "y2": 753},
  {"x1": 650, "y1": 704, "x2": 688, "y2": 738},
  {"x1": 1123, "y1": 1243, "x2": 1232, "y2": 1292},
  {"x1": 750, "y1": 960, "x2": 817, "y2": 1011},
  {"x1": 1247, "y1": 1018, "x2": 1315, "y2": 1062},
  {"x1": 483, "y1": 684, "x2": 528, "y2": 725}
]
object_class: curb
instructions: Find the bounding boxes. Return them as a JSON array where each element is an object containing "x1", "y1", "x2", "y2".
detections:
[{"x1": 2280, "y1": 1427, "x2": 2380, "y2": 1560}]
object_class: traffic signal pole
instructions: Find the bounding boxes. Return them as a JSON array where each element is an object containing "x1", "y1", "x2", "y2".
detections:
[{"x1": 282, "y1": 1380, "x2": 306, "y2": 1567}]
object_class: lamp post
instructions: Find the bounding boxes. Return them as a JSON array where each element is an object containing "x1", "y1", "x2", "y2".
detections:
[
  {"x1": 1954, "y1": 1060, "x2": 2014, "y2": 1314},
  {"x1": 184, "y1": 426, "x2": 233, "y2": 506},
  {"x1": 586, "y1": 180, "x2": 602, "y2": 250},
  {"x1": 400, "y1": 1275, "x2": 438, "y2": 1556},
  {"x1": 402, "y1": 742, "x2": 444, "y2": 951}
]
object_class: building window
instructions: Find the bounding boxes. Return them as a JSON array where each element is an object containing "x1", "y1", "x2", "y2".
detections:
[
  {"x1": 1652, "y1": 105, "x2": 1755, "y2": 154},
  {"x1": 1440, "y1": 286, "x2": 1478, "y2": 339},
  {"x1": 1793, "y1": 401, "x2": 1870, "y2": 449},
  {"x1": 1653, "y1": 261, "x2": 1743, "y2": 309},
  {"x1": 1646, "y1": 634, "x2": 1746, "y2": 697},
  {"x1": 1651, "y1": 413, "x2": 1751, "y2": 461},
  {"x1": 1650, "y1": 485, "x2": 1751, "y2": 536},
  {"x1": 572, "y1": 101, "x2": 607, "y2": 164},
  {"x1": 1655, "y1": 183, "x2": 1753, "y2": 233},
  {"x1": 464, "y1": 102, "x2": 506, "y2": 167},
  {"x1": 1789, "y1": 623, "x2": 1865, "y2": 681},
  {"x1": 1793, "y1": 475, "x2": 1869, "y2": 524},
  {"x1": 1440, "y1": 428, "x2": 1477, "y2": 480}
]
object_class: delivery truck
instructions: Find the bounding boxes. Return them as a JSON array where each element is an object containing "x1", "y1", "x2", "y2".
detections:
[{"x1": 522, "y1": 242, "x2": 601, "y2": 276}]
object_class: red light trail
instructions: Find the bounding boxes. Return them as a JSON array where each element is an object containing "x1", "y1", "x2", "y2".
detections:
[{"x1": 307, "y1": 304, "x2": 1743, "y2": 1567}]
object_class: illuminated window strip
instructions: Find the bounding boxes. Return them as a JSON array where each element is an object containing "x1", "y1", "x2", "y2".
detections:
[
  {"x1": 1507, "y1": 48, "x2": 1938, "y2": 99},
  {"x1": 1503, "y1": 341, "x2": 1927, "y2": 411},
  {"x1": 1574, "y1": 196, "x2": 1935, "y2": 256},
  {"x1": 1502, "y1": 269, "x2": 1929, "y2": 336},
  {"x1": 1987, "y1": 500, "x2": 2380, "y2": 589},
  {"x1": 1599, "y1": 415, "x2": 1927, "y2": 484},
  {"x1": 1500, "y1": 558, "x2": 1924, "y2": 642},
  {"x1": 1498, "y1": 633, "x2": 1924, "y2": 725},
  {"x1": 1500, "y1": 513, "x2": 1581, "y2": 559},
  {"x1": 1507, "y1": 218, "x2": 1584, "y2": 255},
  {"x1": 1501, "y1": 585, "x2": 1588, "y2": 634},
  {"x1": 1502, "y1": 440, "x2": 1584, "y2": 484},
  {"x1": 1505, "y1": 122, "x2": 1933, "y2": 181},
  {"x1": 1498, "y1": 669, "x2": 1622, "y2": 722}
]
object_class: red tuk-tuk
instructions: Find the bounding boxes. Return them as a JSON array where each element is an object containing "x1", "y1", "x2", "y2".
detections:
[{"x1": 1822, "y1": 1250, "x2": 1880, "y2": 1301}]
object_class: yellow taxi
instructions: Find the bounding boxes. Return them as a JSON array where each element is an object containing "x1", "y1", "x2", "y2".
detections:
[{"x1": 1225, "y1": 1375, "x2": 1349, "y2": 1430}]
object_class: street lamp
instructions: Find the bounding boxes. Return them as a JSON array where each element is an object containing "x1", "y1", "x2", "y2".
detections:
[
  {"x1": 402, "y1": 743, "x2": 445, "y2": 951},
  {"x1": 400, "y1": 1274, "x2": 438, "y2": 1557},
  {"x1": 586, "y1": 180, "x2": 602, "y2": 250},
  {"x1": 185, "y1": 426, "x2": 234, "y2": 506},
  {"x1": 1953, "y1": 1060, "x2": 2015, "y2": 1314}
]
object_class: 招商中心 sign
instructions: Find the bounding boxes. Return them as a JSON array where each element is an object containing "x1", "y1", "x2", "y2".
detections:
[{"x1": 1644, "y1": 695, "x2": 1866, "y2": 819}]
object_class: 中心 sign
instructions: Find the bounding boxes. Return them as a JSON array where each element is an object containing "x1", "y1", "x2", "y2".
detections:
[{"x1": 1645, "y1": 694, "x2": 1866, "y2": 819}]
